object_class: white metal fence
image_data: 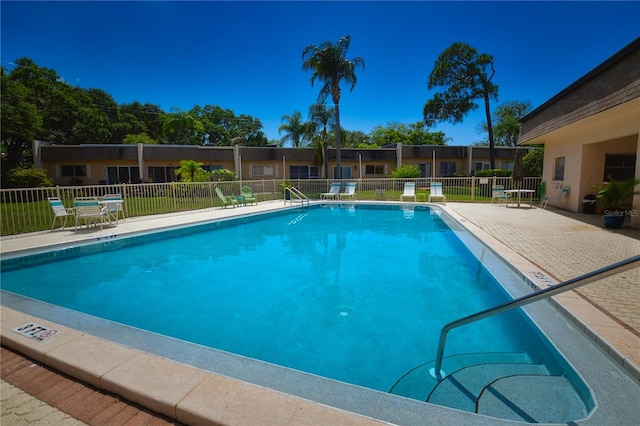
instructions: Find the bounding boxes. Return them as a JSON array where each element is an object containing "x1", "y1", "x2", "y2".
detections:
[{"x1": 0, "y1": 177, "x2": 542, "y2": 236}]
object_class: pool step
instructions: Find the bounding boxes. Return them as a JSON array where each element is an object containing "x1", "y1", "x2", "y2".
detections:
[
  {"x1": 389, "y1": 352, "x2": 590, "y2": 423},
  {"x1": 476, "y1": 374, "x2": 589, "y2": 423},
  {"x1": 427, "y1": 362, "x2": 549, "y2": 412}
]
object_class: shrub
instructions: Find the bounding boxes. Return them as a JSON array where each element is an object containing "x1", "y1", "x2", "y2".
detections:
[
  {"x1": 390, "y1": 164, "x2": 421, "y2": 178},
  {"x1": 523, "y1": 147, "x2": 544, "y2": 176},
  {"x1": 6, "y1": 167, "x2": 53, "y2": 188},
  {"x1": 211, "y1": 168, "x2": 237, "y2": 181},
  {"x1": 474, "y1": 169, "x2": 512, "y2": 177}
]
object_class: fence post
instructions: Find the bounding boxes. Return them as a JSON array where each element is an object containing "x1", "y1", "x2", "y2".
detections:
[
  {"x1": 471, "y1": 176, "x2": 476, "y2": 202},
  {"x1": 171, "y1": 182, "x2": 178, "y2": 212}
]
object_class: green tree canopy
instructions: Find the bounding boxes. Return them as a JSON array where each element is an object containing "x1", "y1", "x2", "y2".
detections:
[
  {"x1": 478, "y1": 100, "x2": 531, "y2": 146},
  {"x1": 1, "y1": 67, "x2": 42, "y2": 173},
  {"x1": 302, "y1": 35, "x2": 364, "y2": 178},
  {"x1": 370, "y1": 122, "x2": 449, "y2": 146},
  {"x1": 162, "y1": 107, "x2": 205, "y2": 145},
  {"x1": 423, "y1": 42, "x2": 498, "y2": 166},
  {"x1": 122, "y1": 133, "x2": 158, "y2": 144}
]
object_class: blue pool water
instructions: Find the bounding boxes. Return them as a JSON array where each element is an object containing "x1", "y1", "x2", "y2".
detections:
[{"x1": 1, "y1": 204, "x2": 565, "y2": 394}]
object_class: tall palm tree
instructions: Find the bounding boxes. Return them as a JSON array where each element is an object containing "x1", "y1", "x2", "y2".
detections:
[
  {"x1": 308, "y1": 103, "x2": 336, "y2": 178},
  {"x1": 278, "y1": 111, "x2": 306, "y2": 147},
  {"x1": 302, "y1": 35, "x2": 364, "y2": 179}
]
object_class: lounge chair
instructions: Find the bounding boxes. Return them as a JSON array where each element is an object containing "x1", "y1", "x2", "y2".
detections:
[
  {"x1": 338, "y1": 182, "x2": 357, "y2": 200},
  {"x1": 215, "y1": 187, "x2": 238, "y2": 208},
  {"x1": 321, "y1": 182, "x2": 341, "y2": 200},
  {"x1": 74, "y1": 197, "x2": 108, "y2": 231},
  {"x1": 400, "y1": 182, "x2": 417, "y2": 202},
  {"x1": 428, "y1": 182, "x2": 446, "y2": 204},
  {"x1": 240, "y1": 186, "x2": 258, "y2": 205},
  {"x1": 491, "y1": 185, "x2": 511, "y2": 206},
  {"x1": 48, "y1": 197, "x2": 75, "y2": 230},
  {"x1": 101, "y1": 194, "x2": 125, "y2": 223},
  {"x1": 541, "y1": 185, "x2": 569, "y2": 209}
]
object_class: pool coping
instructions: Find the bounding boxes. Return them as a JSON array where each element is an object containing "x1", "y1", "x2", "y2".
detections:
[{"x1": 2, "y1": 201, "x2": 639, "y2": 425}]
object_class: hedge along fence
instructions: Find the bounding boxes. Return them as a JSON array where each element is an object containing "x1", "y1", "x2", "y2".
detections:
[{"x1": 0, "y1": 177, "x2": 542, "y2": 236}]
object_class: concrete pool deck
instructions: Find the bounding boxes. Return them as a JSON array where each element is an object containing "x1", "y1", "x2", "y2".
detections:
[{"x1": 1, "y1": 200, "x2": 639, "y2": 425}]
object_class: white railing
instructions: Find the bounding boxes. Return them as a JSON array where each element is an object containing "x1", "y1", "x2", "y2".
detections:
[
  {"x1": 284, "y1": 187, "x2": 310, "y2": 207},
  {"x1": 0, "y1": 177, "x2": 542, "y2": 236}
]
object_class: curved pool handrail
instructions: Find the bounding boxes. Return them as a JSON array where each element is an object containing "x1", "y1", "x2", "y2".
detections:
[{"x1": 432, "y1": 254, "x2": 640, "y2": 380}]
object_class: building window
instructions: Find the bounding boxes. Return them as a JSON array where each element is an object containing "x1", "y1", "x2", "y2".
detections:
[
  {"x1": 107, "y1": 166, "x2": 140, "y2": 184},
  {"x1": 472, "y1": 162, "x2": 490, "y2": 174},
  {"x1": 60, "y1": 165, "x2": 87, "y2": 177},
  {"x1": 603, "y1": 154, "x2": 636, "y2": 181},
  {"x1": 333, "y1": 166, "x2": 352, "y2": 179},
  {"x1": 365, "y1": 165, "x2": 385, "y2": 176},
  {"x1": 417, "y1": 163, "x2": 432, "y2": 177},
  {"x1": 500, "y1": 162, "x2": 514, "y2": 170},
  {"x1": 289, "y1": 165, "x2": 319, "y2": 179},
  {"x1": 553, "y1": 157, "x2": 565, "y2": 181},
  {"x1": 148, "y1": 166, "x2": 176, "y2": 183},
  {"x1": 440, "y1": 162, "x2": 456, "y2": 176},
  {"x1": 252, "y1": 164, "x2": 275, "y2": 177},
  {"x1": 201, "y1": 165, "x2": 222, "y2": 172}
]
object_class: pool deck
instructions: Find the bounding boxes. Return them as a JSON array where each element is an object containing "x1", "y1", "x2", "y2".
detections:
[{"x1": 1, "y1": 200, "x2": 639, "y2": 425}]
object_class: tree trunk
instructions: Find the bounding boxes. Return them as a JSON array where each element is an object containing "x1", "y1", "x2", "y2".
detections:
[
  {"x1": 322, "y1": 134, "x2": 329, "y2": 179},
  {"x1": 484, "y1": 93, "x2": 495, "y2": 169},
  {"x1": 334, "y1": 103, "x2": 342, "y2": 179}
]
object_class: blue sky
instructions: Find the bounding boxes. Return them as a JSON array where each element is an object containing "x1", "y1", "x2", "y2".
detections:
[{"x1": 2, "y1": 1, "x2": 639, "y2": 145}]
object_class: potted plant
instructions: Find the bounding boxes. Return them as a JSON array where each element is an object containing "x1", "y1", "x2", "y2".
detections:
[
  {"x1": 280, "y1": 180, "x2": 292, "y2": 200},
  {"x1": 592, "y1": 176, "x2": 640, "y2": 229}
]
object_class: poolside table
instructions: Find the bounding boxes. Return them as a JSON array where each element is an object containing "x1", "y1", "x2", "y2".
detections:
[{"x1": 504, "y1": 189, "x2": 535, "y2": 208}]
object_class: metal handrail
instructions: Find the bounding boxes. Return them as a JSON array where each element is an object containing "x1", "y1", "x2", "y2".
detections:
[
  {"x1": 432, "y1": 255, "x2": 640, "y2": 380},
  {"x1": 284, "y1": 186, "x2": 309, "y2": 207}
]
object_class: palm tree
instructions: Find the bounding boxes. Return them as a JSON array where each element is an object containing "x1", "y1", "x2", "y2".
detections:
[
  {"x1": 308, "y1": 103, "x2": 336, "y2": 178},
  {"x1": 174, "y1": 159, "x2": 203, "y2": 182},
  {"x1": 302, "y1": 35, "x2": 364, "y2": 179},
  {"x1": 278, "y1": 111, "x2": 306, "y2": 147}
]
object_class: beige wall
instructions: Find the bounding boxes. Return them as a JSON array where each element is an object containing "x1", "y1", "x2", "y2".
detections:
[{"x1": 539, "y1": 99, "x2": 639, "y2": 228}]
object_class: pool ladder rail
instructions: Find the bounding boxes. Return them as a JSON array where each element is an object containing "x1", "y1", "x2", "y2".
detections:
[
  {"x1": 431, "y1": 254, "x2": 640, "y2": 381},
  {"x1": 284, "y1": 186, "x2": 309, "y2": 207}
]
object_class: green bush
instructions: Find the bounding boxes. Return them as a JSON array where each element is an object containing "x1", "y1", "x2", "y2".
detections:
[
  {"x1": 475, "y1": 169, "x2": 512, "y2": 177},
  {"x1": 211, "y1": 169, "x2": 237, "y2": 181},
  {"x1": 390, "y1": 164, "x2": 421, "y2": 178},
  {"x1": 523, "y1": 147, "x2": 544, "y2": 176},
  {"x1": 6, "y1": 167, "x2": 54, "y2": 188}
]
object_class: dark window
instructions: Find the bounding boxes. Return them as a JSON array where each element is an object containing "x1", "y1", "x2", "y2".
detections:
[
  {"x1": 252, "y1": 164, "x2": 275, "y2": 177},
  {"x1": 365, "y1": 165, "x2": 385, "y2": 175},
  {"x1": 289, "y1": 166, "x2": 319, "y2": 179},
  {"x1": 440, "y1": 162, "x2": 456, "y2": 175},
  {"x1": 553, "y1": 157, "x2": 565, "y2": 181},
  {"x1": 106, "y1": 166, "x2": 140, "y2": 184},
  {"x1": 60, "y1": 165, "x2": 87, "y2": 177},
  {"x1": 603, "y1": 154, "x2": 636, "y2": 181},
  {"x1": 148, "y1": 166, "x2": 177, "y2": 183}
]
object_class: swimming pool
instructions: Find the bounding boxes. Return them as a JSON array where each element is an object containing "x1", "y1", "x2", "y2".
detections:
[{"x1": 1, "y1": 203, "x2": 632, "y2": 423}]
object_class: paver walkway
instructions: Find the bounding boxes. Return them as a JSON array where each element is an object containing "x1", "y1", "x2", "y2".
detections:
[
  {"x1": 1, "y1": 346, "x2": 180, "y2": 425},
  {"x1": 448, "y1": 204, "x2": 640, "y2": 335}
]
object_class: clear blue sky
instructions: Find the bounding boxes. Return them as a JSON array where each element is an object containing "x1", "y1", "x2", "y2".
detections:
[{"x1": 2, "y1": 1, "x2": 639, "y2": 145}]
